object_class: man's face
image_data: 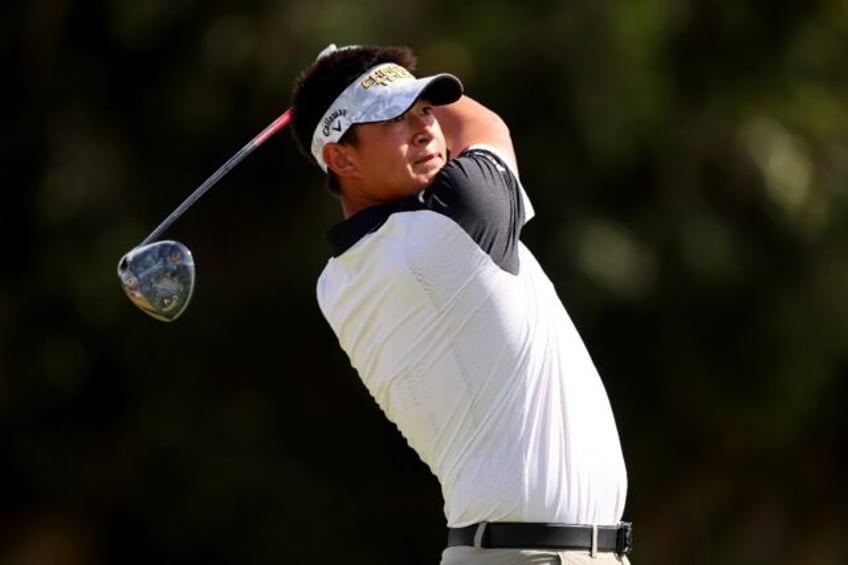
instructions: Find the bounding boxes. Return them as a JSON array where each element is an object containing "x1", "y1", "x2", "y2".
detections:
[{"x1": 345, "y1": 99, "x2": 448, "y2": 202}]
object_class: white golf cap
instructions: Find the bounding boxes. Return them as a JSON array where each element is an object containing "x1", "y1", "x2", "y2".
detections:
[{"x1": 310, "y1": 62, "x2": 463, "y2": 172}]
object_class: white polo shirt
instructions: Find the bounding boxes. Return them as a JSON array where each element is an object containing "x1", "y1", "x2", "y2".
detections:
[{"x1": 317, "y1": 147, "x2": 627, "y2": 528}]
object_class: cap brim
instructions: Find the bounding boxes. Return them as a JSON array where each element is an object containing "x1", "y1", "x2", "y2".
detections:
[
  {"x1": 419, "y1": 73, "x2": 464, "y2": 106},
  {"x1": 353, "y1": 73, "x2": 464, "y2": 125}
]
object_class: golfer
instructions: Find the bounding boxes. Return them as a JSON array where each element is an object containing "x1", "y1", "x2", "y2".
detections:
[{"x1": 289, "y1": 44, "x2": 632, "y2": 564}]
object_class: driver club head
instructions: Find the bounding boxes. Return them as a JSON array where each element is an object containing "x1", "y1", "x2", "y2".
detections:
[{"x1": 117, "y1": 240, "x2": 195, "y2": 322}]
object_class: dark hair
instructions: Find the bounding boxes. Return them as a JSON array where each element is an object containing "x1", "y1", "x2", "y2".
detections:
[{"x1": 289, "y1": 45, "x2": 418, "y2": 193}]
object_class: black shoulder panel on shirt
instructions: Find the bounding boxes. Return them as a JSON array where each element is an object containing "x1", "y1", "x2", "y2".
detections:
[{"x1": 415, "y1": 148, "x2": 525, "y2": 274}]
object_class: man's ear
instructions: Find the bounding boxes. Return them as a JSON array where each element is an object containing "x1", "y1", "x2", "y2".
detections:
[{"x1": 323, "y1": 143, "x2": 358, "y2": 177}]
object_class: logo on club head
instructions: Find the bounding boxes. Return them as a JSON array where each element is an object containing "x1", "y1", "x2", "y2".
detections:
[{"x1": 117, "y1": 240, "x2": 195, "y2": 322}]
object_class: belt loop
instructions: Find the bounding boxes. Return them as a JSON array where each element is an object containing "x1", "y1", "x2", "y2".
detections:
[
  {"x1": 590, "y1": 524, "x2": 598, "y2": 557},
  {"x1": 473, "y1": 522, "x2": 488, "y2": 549}
]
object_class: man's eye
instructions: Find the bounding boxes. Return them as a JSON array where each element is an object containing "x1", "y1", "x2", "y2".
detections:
[{"x1": 389, "y1": 114, "x2": 405, "y2": 123}]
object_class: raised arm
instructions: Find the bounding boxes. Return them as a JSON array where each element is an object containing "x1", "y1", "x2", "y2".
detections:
[{"x1": 433, "y1": 95, "x2": 518, "y2": 173}]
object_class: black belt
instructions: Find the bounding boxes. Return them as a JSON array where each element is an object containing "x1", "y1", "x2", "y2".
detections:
[{"x1": 447, "y1": 522, "x2": 632, "y2": 555}]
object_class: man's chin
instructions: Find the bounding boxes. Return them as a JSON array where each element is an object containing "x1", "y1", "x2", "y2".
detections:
[{"x1": 415, "y1": 158, "x2": 445, "y2": 182}]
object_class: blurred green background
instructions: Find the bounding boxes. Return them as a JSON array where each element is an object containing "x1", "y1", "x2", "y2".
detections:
[{"x1": 3, "y1": 0, "x2": 848, "y2": 563}]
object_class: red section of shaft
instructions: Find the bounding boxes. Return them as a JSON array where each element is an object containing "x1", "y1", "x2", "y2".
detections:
[{"x1": 254, "y1": 108, "x2": 293, "y2": 146}]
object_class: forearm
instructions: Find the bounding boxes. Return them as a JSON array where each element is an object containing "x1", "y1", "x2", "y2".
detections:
[{"x1": 434, "y1": 95, "x2": 517, "y2": 171}]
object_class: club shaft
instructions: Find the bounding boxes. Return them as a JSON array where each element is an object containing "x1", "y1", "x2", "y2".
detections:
[{"x1": 139, "y1": 108, "x2": 293, "y2": 246}]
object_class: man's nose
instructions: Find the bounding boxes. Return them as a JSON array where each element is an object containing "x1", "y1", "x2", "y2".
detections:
[{"x1": 410, "y1": 113, "x2": 434, "y2": 141}]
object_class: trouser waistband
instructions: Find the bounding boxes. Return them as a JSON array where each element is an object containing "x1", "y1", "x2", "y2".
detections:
[{"x1": 447, "y1": 522, "x2": 633, "y2": 555}]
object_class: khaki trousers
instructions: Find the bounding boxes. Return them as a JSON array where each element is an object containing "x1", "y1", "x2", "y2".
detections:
[{"x1": 440, "y1": 547, "x2": 632, "y2": 565}]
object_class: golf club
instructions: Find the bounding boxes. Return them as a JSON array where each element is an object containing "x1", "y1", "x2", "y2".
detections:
[{"x1": 117, "y1": 107, "x2": 293, "y2": 322}]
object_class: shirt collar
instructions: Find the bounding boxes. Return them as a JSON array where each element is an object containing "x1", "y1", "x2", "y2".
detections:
[{"x1": 324, "y1": 203, "x2": 397, "y2": 257}]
